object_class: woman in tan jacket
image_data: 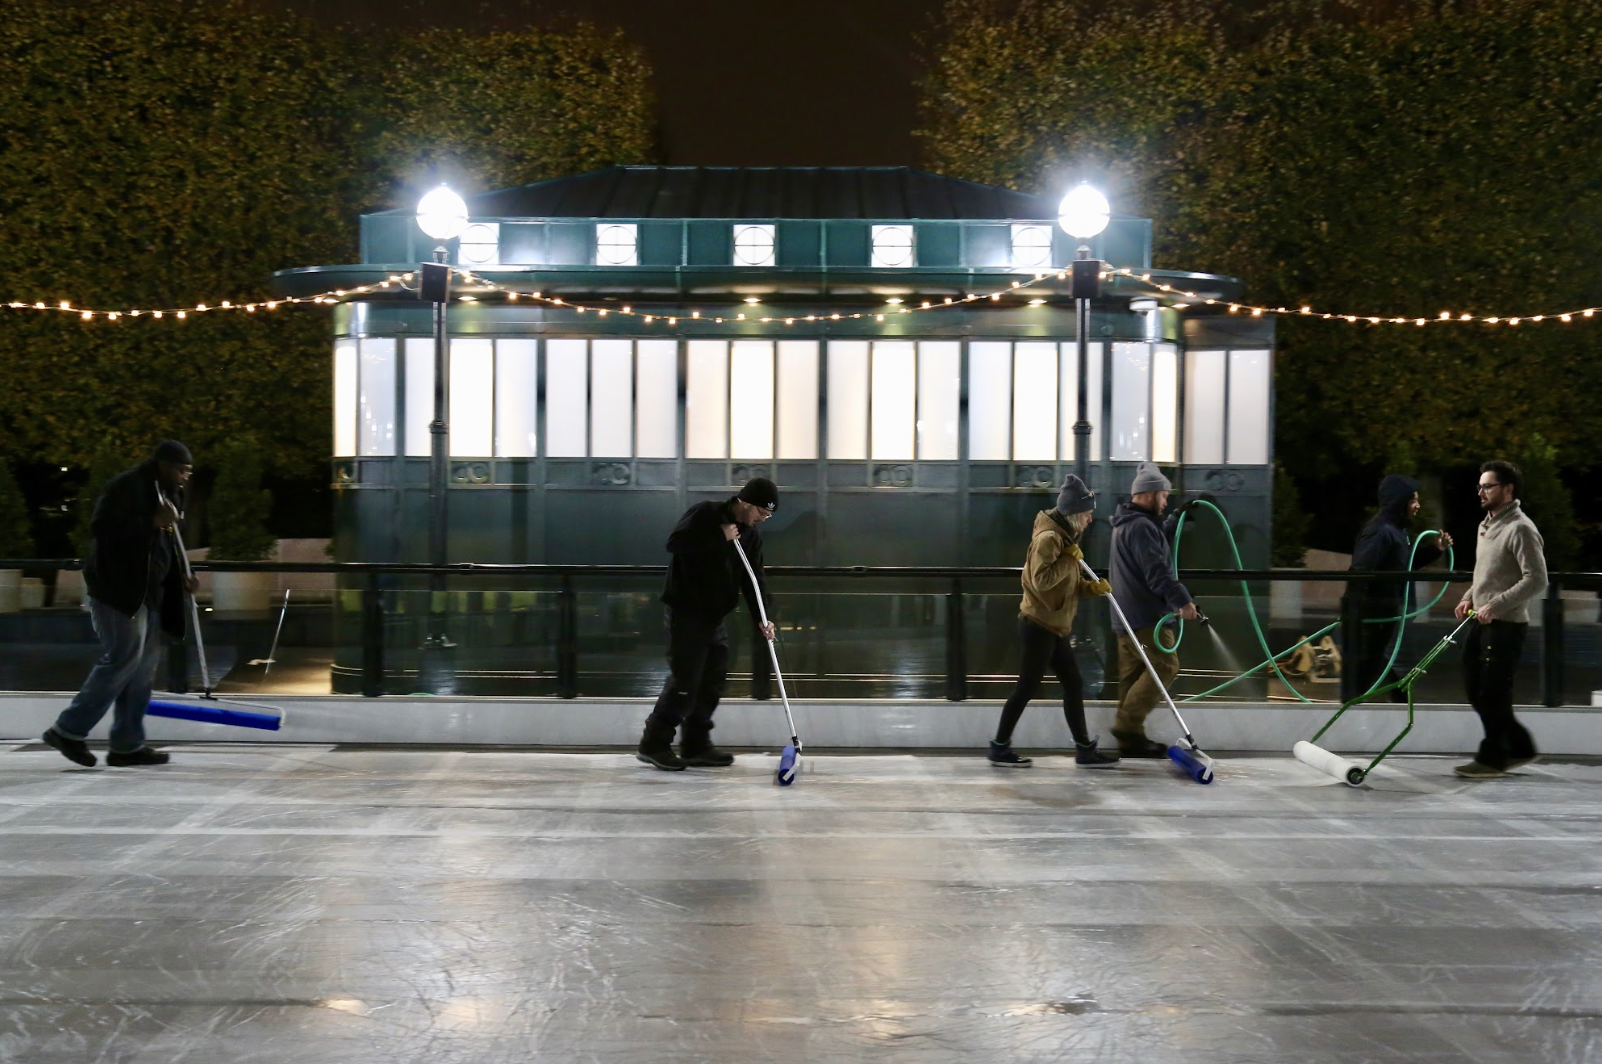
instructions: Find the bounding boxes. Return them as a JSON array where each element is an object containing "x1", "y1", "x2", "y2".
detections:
[{"x1": 988, "y1": 475, "x2": 1121, "y2": 768}]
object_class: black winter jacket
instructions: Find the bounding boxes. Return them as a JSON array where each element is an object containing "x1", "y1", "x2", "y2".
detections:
[
  {"x1": 1350, "y1": 474, "x2": 1442, "y2": 609},
  {"x1": 1109, "y1": 501, "x2": 1192, "y2": 633},
  {"x1": 83, "y1": 460, "x2": 186, "y2": 638},
  {"x1": 660, "y1": 498, "x2": 772, "y2": 623}
]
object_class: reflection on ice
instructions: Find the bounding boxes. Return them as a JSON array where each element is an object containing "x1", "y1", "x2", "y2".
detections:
[{"x1": 0, "y1": 746, "x2": 1597, "y2": 1063}]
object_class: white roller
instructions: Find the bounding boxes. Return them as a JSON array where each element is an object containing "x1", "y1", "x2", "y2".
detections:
[{"x1": 1293, "y1": 741, "x2": 1366, "y2": 787}]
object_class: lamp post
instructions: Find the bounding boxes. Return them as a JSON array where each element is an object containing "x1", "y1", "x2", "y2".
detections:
[
  {"x1": 1057, "y1": 184, "x2": 1110, "y2": 485},
  {"x1": 415, "y1": 184, "x2": 469, "y2": 687}
]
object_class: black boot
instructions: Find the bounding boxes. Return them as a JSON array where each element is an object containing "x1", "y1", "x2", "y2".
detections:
[
  {"x1": 1110, "y1": 727, "x2": 1167, "y2": 759},
  {"x1": 42, "y1": 728, "x2": 96, "y2": 767},
  {"x1": 1074, "y1": 737, "x2": 1121, "y2": 768},
  {"x1": 680, "y1": 743, "x2": 735, "y2": 767},
  {"x1": 106, "y1": 746, "x2": 169, "y2": 767},
  {"x1": 636, "y1": 721, "x2": 686, "y2": 771},
  {"x1": 988, "y1": 740, "x2": 1032, "y2": 767}
]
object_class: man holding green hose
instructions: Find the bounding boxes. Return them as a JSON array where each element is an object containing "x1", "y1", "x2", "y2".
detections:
[{"x1": 1108, "y1": 463, "x2": 1199, "y2": 757}]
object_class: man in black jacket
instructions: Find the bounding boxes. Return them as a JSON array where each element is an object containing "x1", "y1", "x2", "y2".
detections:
[
  {"x1": 1346, "y1": 474, "x2": 1453, "y2": 698},
  {"x1": 43, "y1": 441, "x2": 198, "y2": 767},
  {"x1": 636, "y1": 477, "x2": 778, "y2": 771}
]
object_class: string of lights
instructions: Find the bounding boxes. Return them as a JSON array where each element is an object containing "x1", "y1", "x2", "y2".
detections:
[
  {"x1": 7, "y1": 263, "x2": 1598, "y2": 328},
  {"x1": 1112, "y1": 267, "x2": 1602, "y2": 327},
  {"x1": 0, "y1": 270, "x2": 1069, "y2": 324}
]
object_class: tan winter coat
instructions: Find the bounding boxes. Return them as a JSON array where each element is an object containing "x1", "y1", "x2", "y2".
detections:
[{"x1": 1019, "y1": 510, "x2": 1109, "y2": 636}]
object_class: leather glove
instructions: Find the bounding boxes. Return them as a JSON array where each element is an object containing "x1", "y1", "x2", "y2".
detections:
[
  {"x1": 1082, "y1": 577, "x2": 1111, "y2": 597},
  {"x1": 1064, "y1": 542, "x2": 1084, "y2": 562}
]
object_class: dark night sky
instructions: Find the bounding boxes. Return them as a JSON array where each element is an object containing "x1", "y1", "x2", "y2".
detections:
[{"x1": 250, "y1": 0, "x2": 940, "y2": 167}]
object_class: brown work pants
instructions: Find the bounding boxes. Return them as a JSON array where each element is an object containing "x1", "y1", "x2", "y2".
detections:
[{"x1": 1114, "y1": 627, "x2": 1181, "y2": 734}]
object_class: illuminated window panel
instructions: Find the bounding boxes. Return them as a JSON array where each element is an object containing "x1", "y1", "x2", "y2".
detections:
[
  {"x1": 1012, "y1": 342, "x2": 1058, "y2": 461},
  {"x1": 545, "y1": 339, "x2": 589, "y2": 458},
  {"x1": 732, "y1": 224, "x2": 776, "y2": 267},
  {"x1": 776, "y1": 340, "x2": 819, "y2": 459},
  {"x1": 449, "y1": 339, "x2": 494, "y2": 457},
  {"x1": 357, "y1": 338, "x2": 396, "y2": 457},
  {"x1": 403, "y1": 338, "x2": 433, "y2": 457},
  {"x1": 457, "y1": 222, "x2": 499, "y2": 267},
  {"x1": 686, "y1": 340, "x2": 729, "y2": 459},
  {"x1": 826, "y1": 341, "x2": 869, "y2": 460},
  {"x1": 967, "y1": 341, "x2": 1012, "y2": 461},
  {"x1": 495, "y1": 339, "x2": 538, "y2": 458},
  {"x1": 1057, "y1": 342, "x2": 1104, "y2": 461},
  {"x1": 1228, "y1": 349, "x2": 1271, "y2": 465},
  {"x1": 595, "y1": 223, "x2": 638, "y2": 267},
  {"x1": 635, "y1": 340, "x2": 678, "y2": 459},
  {"x1": 730, "y1": 341, "x2": 775, "y2": 459},
  {"x1": 1010, "y1": 224, "x2": 1053, "y2": 270},
  {"x1": 870, "y1": 342, "x2": 916, "y2": 461},
  {"x1": 333, "y1": 341, "x2": 357, "y2": 457},
  {"x1": 589, "y1": 340, "x2": 634, "y2": 458},
  {"x1": 1151, "y1": 344, "x2": 1178, "y2": 464},
  {"x1": 870, "y1": 225, "x2": 916, "y2": 268},
  {"x1": 916, "y1": 341, "x2": 960, "y2": 461},
  {"x1": 1184, "y1": 349, "x2": 1227, "y2": 465},
  {"x1": 1109, "y1": 342, "x2": 1151, "y2": 461}
]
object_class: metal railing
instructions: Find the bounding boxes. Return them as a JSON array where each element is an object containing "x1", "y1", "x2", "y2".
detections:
[{"x1": 3, "y1": 560, "x2": 1599, "y2": 705}]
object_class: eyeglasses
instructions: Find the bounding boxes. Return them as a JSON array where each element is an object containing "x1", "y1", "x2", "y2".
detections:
[{"x1": 1476, "y1": 483, "x2": 1503, "y2": 493}]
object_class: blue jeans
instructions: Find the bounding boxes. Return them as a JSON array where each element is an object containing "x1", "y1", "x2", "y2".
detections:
[{"x1": 54, "y1": 598, "x2": 166, "y2": 752}]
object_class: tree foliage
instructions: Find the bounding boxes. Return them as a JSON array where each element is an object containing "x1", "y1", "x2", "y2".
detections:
[
  {"x1": 919, "y1": 0, "x2": 1602, "y2": 483},
  {"x1": 1510, "y1": 436, "x2": 1581, "y2": 571},
  {"x1": 206, "y1": 435, "x2": 276, "y2": 561},
  {"x1": 0, "y1": 462, "x2": 33, "y2": 558},
  {"x1": 0, "y1": 0, "x2": 655, "y2": 484}
]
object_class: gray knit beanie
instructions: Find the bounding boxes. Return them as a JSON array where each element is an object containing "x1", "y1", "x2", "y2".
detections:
[
  {"x1": 1055, "y1": 474, "x2": 1096, "y2": 516},
  {"x1": 1129, "y1": 462, "x2": 1171, "y2": 495}
]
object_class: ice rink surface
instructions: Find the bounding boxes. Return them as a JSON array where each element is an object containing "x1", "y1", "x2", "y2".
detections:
[{"x1": 1, "y1": 744, "x2": 1598, "y2": 1063}]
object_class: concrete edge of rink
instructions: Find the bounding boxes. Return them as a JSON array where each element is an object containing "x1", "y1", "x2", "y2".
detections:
[{"x1": 2, "y1": 692, "x2": 1600, "y2": 754}]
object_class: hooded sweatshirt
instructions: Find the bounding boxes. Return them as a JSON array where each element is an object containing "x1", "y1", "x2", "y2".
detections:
[
  {"x1": 1349, "y1": 474, "x2": 1443, "y2": 608},
  {"x1": 1109, "y1": 501, "x2": 1192, "y2": 633},
  {"x1": 1018, "y1": 509, "x2": 1108, "y2": 635}
]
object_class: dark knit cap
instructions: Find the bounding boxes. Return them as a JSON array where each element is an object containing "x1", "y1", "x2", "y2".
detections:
[
  {"x1": 1055, "y1": 474, "x2": 1096, "y2": 516},
  {"x1": 152, "y1": 440, "x2": 193, "y2": 466},
  {"x1": 738, "y1": 476, "x2": 779, "y2": 512}
]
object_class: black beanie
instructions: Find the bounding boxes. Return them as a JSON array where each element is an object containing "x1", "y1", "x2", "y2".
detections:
[
  {"x1": 737, "y1": 476, "x2": 779, "y2": 512},
  {"x1": 152, "y1": 440, "x2": 193, "y2": 465}
]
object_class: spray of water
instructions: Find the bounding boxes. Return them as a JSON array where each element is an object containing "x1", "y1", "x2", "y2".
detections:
[{"x1": 1204, "y1": 622, "x2": 1249, "y2": 680}]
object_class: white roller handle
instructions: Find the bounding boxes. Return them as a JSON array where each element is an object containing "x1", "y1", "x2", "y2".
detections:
[
  {"x1": 1078, "y1": 557, "x2": 1193, "y2": 740},
  {"x1": 1293, "y1": 741, "x2": 1365, "y2": 787},
  {"x1": 157, "y1": 484, "x2": 211, "y2": 694},
  {"x1": 731, "y1": 537, "x2": 799, "y2": 747}
]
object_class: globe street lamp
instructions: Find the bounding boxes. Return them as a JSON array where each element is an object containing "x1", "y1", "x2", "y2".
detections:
[
  {"x1": 416, "y1": 184, "x2": 468, "y2": 688},
  {"x1": 1058, "y1": 184, "x2": 1109, "y2": 484}
]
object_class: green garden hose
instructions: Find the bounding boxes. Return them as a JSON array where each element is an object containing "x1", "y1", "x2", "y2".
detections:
[{"x1": 1147, "y1": 500, "x2": 1453, "y2": 704}]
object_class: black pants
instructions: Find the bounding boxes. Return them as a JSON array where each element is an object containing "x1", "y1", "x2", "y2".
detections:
[
  {"x1": 1354, "y1": 603, "x2": 1405, "y2": 694},
  {"x1": 994, "y1": 615, "x2": 1090, "y2": 746},
  {"x1": 1462, "y1": 619, "x2": 1536, "y2": 769},
  {"x1": 642, "y1": 611, "x2": 728, "y2": 750}
]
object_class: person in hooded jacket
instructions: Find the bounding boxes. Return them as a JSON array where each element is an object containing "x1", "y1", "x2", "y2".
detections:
[
  {"x1": 987, "y1": 475, "x2": 1121, "y2": 768},
  {"x1": 1346, "y1": 474, "x2": 1453, "y2": 698},
  {"x1": 1108, "y1": 463, "x2": 1199, "y2": 757},
  {"x1": 42, "y1": 441, "x2": 198, "y2": 768},
  {"x1": 636, "y1": 477, "x2": 779, "y2": 772}
]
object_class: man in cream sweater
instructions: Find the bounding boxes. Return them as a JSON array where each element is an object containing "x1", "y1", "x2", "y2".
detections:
[{"x1": 1453, "y1": 460, "x2": 1547, "y2": 779}]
